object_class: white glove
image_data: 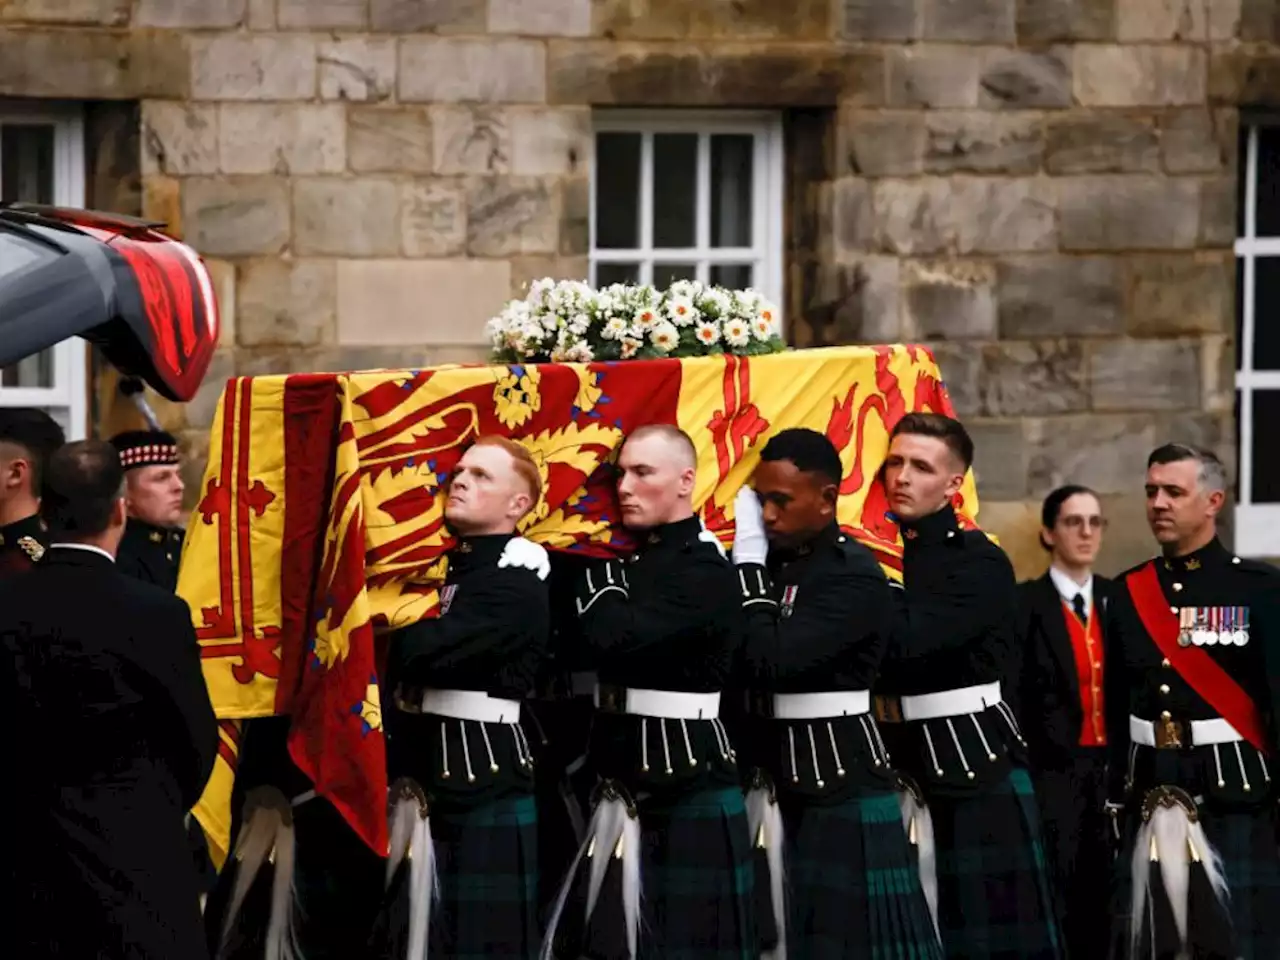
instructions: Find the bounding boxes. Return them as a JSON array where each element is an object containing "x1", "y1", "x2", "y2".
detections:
[{"x1": 731, "y1": 486, "x2": 768, "y2": 567}]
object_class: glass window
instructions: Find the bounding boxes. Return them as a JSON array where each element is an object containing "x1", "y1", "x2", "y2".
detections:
[{"x1": 589, "y1": 110, "x2": 783, "y2": 314}]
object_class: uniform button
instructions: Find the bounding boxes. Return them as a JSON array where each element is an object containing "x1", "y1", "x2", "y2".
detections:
[
  {"x1": 1170, "y1": 606, "x2": 1178, "y2": 614},
  {"x1": 1159, "y1": 684, "x2": 1170, "y2": 695},
  {"x1": 1093, "y1": 661, "x2": 1101, "y2": 669},
  {"x1": 1161, "y1": 710, "x2": 1172, "y2": 721},
  {"x1": 1172, "y1": 583, "x2": 1183, "y2": 592},
  {"x1": 1161, "y1": 659, "x2": 1171, "y2": 668}
]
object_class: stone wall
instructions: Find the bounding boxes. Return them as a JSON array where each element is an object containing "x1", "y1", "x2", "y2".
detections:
[{"x1": 3, "y1": 0, "x2": 1280, "y2": 577}]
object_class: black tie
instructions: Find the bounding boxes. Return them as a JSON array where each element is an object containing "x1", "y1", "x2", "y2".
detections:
[{"x1": 1072, "y1": 593, "x2": 1088, "y2": 625}]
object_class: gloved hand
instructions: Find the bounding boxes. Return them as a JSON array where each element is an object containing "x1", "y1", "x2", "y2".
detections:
[
  {"x1": 575, "y1": 559, "x2": 628, "y2": 616},
  {"x1": 732, "y1": 486, "x2": 768, "y2": 567}
]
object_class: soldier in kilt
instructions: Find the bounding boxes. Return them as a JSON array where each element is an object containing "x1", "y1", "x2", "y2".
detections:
[
  {"x1": 875, "y1": 414, "x2": 1063, "y2": 960},
  {"x1": 543, "y1": 424, "x2": 756, "y2": 959},
  {"x1": 369, "y1": 435, "x2": 551, "y2": 959},
  {"x1": 1105, "y1": 444, "x2": 1280, "y2": 960},
  {"x1": 0, "y1": 408, "x2": 63, "y2": 579},
  {"x1": 732, "y1": 428, "x2": 942, "y2": 959}
]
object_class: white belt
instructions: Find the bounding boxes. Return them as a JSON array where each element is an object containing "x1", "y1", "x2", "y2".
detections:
[
  {"x1": 772, "y1": 690, "x2": 871, "y2": 720},
  {"x1": 1130, "y1": 714, "x2": 1243, "y2": 748},
  {"x1": 595, "y1": 685, "x2": 721, "y2": 720},
  {"x1": 570, "y1": 671, "x2": 597, "y2": 697},
  {"x1": 900, "y1": 682, "x2": 1003, "y2": 722},
  {"x1": 419, "y1": 689, "x2": 522, "y2": 724}
]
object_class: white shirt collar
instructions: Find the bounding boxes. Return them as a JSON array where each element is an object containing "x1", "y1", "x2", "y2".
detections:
[
  {"x1": 49, "y1": 542, "x2": 116, "y2": 563},
  {"x1": 1048, "y1": 565, "x2": 1092, "y2": 617}
]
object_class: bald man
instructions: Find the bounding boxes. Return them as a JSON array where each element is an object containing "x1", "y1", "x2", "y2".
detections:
[{"x1": 542, "y1": 424, "x2": 757, "y2": 959}]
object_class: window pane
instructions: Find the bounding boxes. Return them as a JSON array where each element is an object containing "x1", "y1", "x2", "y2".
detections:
[
  {"x1": 1, "y1": 124, "x2": 55, "y2": 204},
  {"x1": 0, "y1": 231, "x2": 54, "y2": 278},
  {"x1": 1237, "y1": 256, "x2": 1245, "y2": 372},
  {"x1": 652, "y1": 133, "x2": 697, "y2": 248},
  {"x1": 1, "y1": 351, "x2": 53, "y2": 388},
  {"x1": 710, "y1": 135, "x2": 753, "y2": 248},
  {"x1": 1252, "y1": 390, "x2": 1280, "y2": 503},
  {"x1": 710, "y1": 263, "x2": 753, "y2": 289},
  {"x1": 653, "y1": 263, "x2": 696, "y2": 288},
  {"x1": 1253, "y1": 257, "x2": 1280, "y2": 370},
  {"x1": 1256, "y1": 126, "x2": 1280, "y2": 238},
  {"x1": 595, "y1": 132, "x2": 641, "y2": 249},
  {"x1": 595, "y1": 262, "x2": 639, "y2": 286}
]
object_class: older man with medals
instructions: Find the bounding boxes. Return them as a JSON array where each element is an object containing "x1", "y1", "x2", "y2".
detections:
[{"x1": 1106, "y1": 443, "x2": 1280, "y2": 960}]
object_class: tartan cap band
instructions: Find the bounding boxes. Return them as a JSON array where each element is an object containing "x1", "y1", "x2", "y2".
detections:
[{"x1": 110, "y1": 430, "x2": 181, "y2": 470}]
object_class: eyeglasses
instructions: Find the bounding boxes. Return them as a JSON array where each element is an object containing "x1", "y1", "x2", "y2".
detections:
[{"x1": 1060, "y1": 515, "x2": 1106, "y2": 531}]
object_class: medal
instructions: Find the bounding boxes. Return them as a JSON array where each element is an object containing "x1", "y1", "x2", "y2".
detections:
[
  {"x1": 1239, "y1": 606, "x2": 1251, "y2": 647},
  {"x1": 1194, "y1": 608, "x2": 1214, "y2": 646},
  {"x1": 1177, "y1": 607, "x2": 1192, "y2": 647},
  {"x1": 780, "y1": 584, "x2": 798, "y2": 619},
  {"x1": 1215, "y1": 607, "x2": 1230, "y2": 647}
]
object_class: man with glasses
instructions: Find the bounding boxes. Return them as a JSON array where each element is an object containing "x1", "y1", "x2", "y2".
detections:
[{"x1": 1013, "y1": 485, "x2": 1114, "y2": 960}]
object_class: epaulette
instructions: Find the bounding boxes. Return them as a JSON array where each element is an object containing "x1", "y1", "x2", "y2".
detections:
[{"x1": 17, "y1": 536, "x2": 44, "y2": 563}]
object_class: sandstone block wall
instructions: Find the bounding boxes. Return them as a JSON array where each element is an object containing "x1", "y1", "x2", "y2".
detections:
[{"x1": 4, "y1": 0, "x2": 1280, "y2": 576}]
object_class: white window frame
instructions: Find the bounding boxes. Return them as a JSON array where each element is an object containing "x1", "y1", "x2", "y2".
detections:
[
  {"x1": 590, "y1": 109, "x2": 785, "y2": 325},
  {"x1": 0, "y1": 101, "x2": 88, "y2": 440}
]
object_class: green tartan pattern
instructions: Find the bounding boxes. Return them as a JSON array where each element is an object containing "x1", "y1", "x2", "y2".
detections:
[
  {"x1": 430, "y1": 793, "x2": 540, "y2": 960},
  {"x1": 635, "y1": 785, "x2": 757, "y2": 960},
  {"x1": 782, "y1": 790, "x2": 945, "y2": 960},
  {"x1": 932, "y1": 767, "x2": 1063, "y2": 959}
]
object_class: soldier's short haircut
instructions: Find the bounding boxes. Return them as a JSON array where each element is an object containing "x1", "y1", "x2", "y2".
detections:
[
  {"x1": 468, "y1": 434, "x2": 542, "y2": 503},
  {"x1": 1148, "y1": 443, "x2": 1228, "y2": 494},
  {"x1": 760, "y1": 428, "x2": 843, "y2": 487},
  {"x1": 889, "y1": 412, "x2": 974, "y2": 471},
  {"x1": 626, "y1": 423, "x2": 697, "y2": 470},
  {"x1": 40, "y1": 440, "x2": 125, "y2": 537},
  {"x1": 0, "y1": 407, "x2": 66, "y2": 490}
]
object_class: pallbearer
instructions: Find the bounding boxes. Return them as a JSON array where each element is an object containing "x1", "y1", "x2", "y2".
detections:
[
  {"x1": 1106, "y1": 444, "x2": 1280, "y2": 959},
  {"x1": 543, "y1": 424, "x2": 755, "y2": 959},
  {"x1": 734, "y1": 428, "x2": 942, "y2": 959},
  {"x1": 372, "y1": 434, "x2": 551, "y2": 959},
  {"x1": 0, "y1": 408, "x2": 63, "y2": 578},
  {"x1": 875, "y1": 413, "x2": 1063, "y2": 960}
]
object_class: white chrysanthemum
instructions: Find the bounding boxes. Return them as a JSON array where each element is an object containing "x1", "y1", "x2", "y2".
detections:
[
  {"x1": 751, "y1": 315, "x2": 774, "y2": 341},
  {"x1": 694, "y1": 321, "x2": 720, "y2": 347},
  {"x1": 650, "y1": 321, "x2": 679, "y2": 353},
  {"x1": 666, "y1": 296, "x2": 698, "y2": 327},
  {"x1": 634, "y1": 306, "x2": 660, "y2": 330},
  {"x1": 755, "y1": 297, "x2": 780, "y2": 338},
  {"x1": 602, "y1": 317, "x2": 628, "y2": 340},
  {"x1": 620, "y1": 337, "x2": 642, "y2": 359},
  {"x1": 562, "y1": 341, "x2": 594, "y2": 363},
  {"x1": 669, "y1": 279, "x2": 703, "y2": 301},
  {"x1": 723, "y1": 317, "x2": 751, "y2": 348},
  {"x1": 701, "y1": 288, "x2": 733, "y2": 318}
]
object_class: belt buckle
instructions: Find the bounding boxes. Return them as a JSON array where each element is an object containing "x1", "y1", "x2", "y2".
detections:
[
  {"x1": 749, "y1": 691, "x2": 774, "y2": 719},
  {"x1": 1154, "y1": 717, "x2": 1185, "y2": 749},
  {"x1": 874, "y1": 695, "x2": 903, "y2": 724},
  {"x1": 596, "y1": 683, "x2": 623, "y2": 714}
]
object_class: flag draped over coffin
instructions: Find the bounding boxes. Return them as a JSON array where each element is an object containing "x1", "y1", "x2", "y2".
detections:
[{"x1": 180, "y1": 344, "x2": 981, "y2": 864}]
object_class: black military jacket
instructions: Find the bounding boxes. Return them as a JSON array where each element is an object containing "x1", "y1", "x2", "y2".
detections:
[
  {"x1": 0, "y1": 513, "x2": 48, "y2": 579},
  {"x1": 879, "y1": 504, "x2": 1017, "y2": 697},
  {"x1": 116, "y1": 519, "x2": 185, "y2": 592},
  {"x1": 388, "y1": 532, "x2": 551, "y2": 700},
  {"x1": 739, "y1": 521, "x2": 892, "y2": 693},
  {"x1": 575, "y1": 514, "x2": 742, "y2": 791},
  {"x1": 1106, "y1": 537, "x2": 1280, "y2": 806}
]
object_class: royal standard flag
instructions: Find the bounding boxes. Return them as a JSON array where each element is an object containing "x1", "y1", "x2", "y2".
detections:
[{"x1": 180, "y1": 345, "x2": 980, "y2": 860}]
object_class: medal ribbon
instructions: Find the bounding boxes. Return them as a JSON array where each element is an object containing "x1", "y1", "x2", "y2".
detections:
[{"x1": 1126, "y1": 562, "x2": 1267, "y2": 753}]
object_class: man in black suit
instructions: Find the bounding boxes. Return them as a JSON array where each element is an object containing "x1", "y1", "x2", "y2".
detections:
[
  {"x1": 0, "y1": 439, "x2": 217, "y2": 959},
  {"x1": 0, "y1": 407, "x2": 64, "y2": 578},
  {"x1": 109, "y1": 429, "x2": 187, "y2": 591},
  {"x1": 1014, "y1": 484, "x2": 1112, "y2": 960}
]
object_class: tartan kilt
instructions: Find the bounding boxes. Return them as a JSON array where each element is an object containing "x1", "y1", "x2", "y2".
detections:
[
  {"x1": 1109, "y1": 805, "x2": 1280, "y2": 960},
  {"x1": 638, "y1": 785, "x2": 756, "y2": 960},
  {"x1": 932, "y1": 767, "x2": 1063, "y2": 959},
  {"x1": 780, "y1": 790, "x2": 944, "y2": 959},
  {"x1": 550, "y1": 784, "x2": 756, "y2": 959},
  {"x1": 369, "y1": 793, "x2": 540, "y2": 960}
]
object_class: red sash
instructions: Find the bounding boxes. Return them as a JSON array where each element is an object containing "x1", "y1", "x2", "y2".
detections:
[{"x1": 1126, "y1": 561, "x2": 1268, "y2": 753}]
